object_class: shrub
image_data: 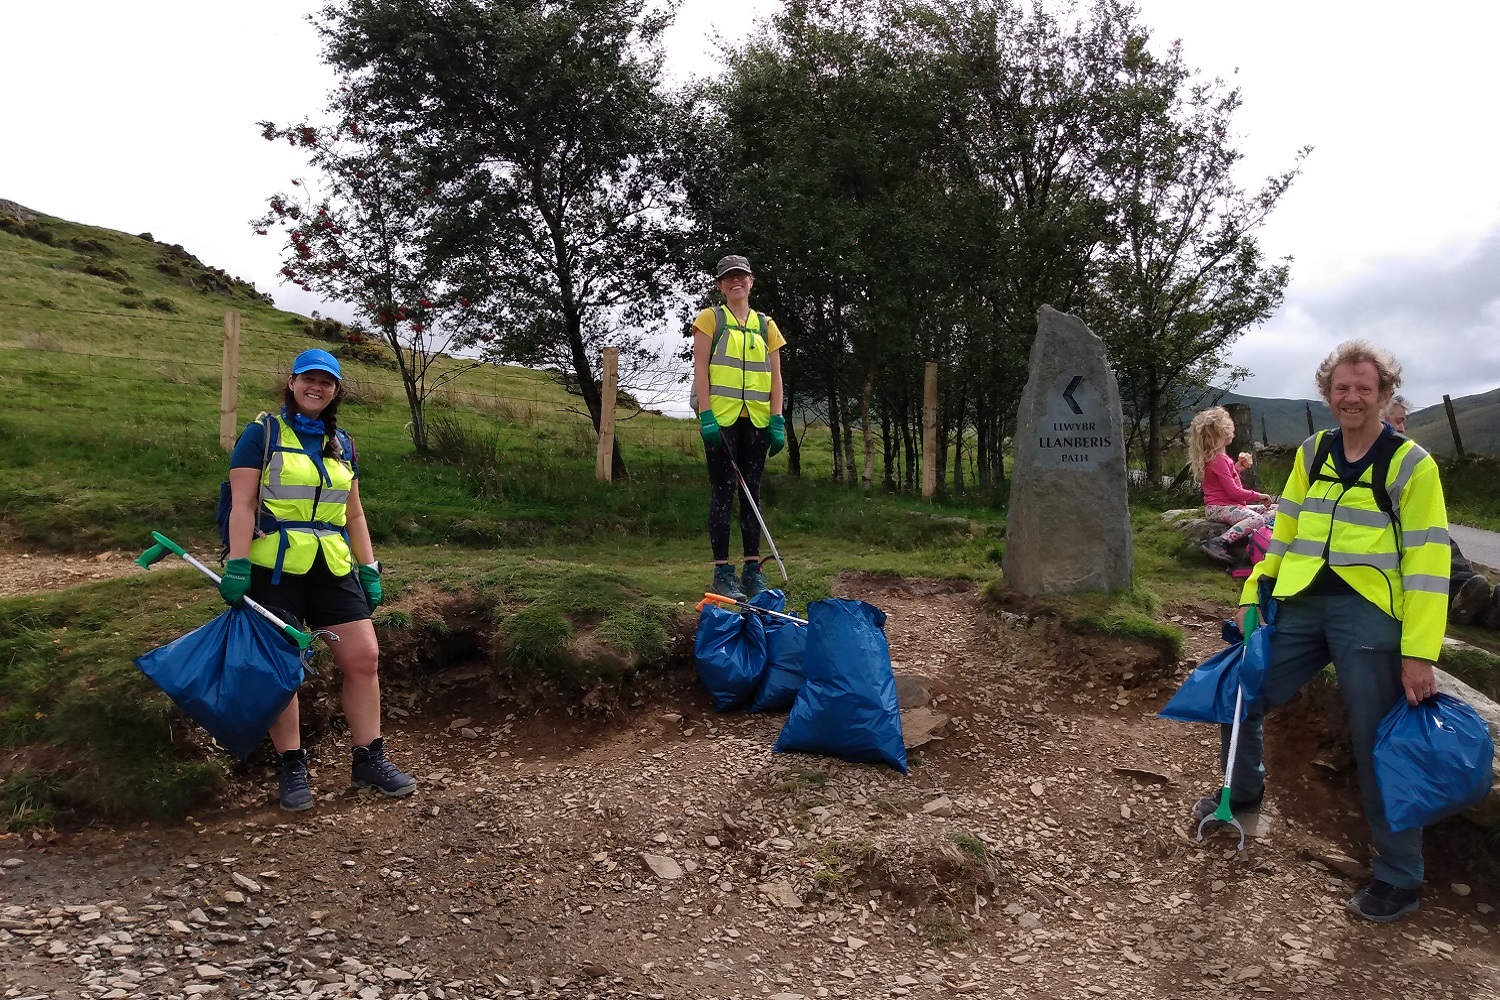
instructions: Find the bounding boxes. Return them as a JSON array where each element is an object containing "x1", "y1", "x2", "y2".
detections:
[
  {"x1": 156, "y1": 262, "x2": 181, "y2": 277},
  {"x1": 334, "y1": 340, "x2": 397, "y2": 370},
  {"x1": 147, "y1": 297, "x2": 178, "y2": 313},
  {"x1": 82, "y1": 260, "x2": 131, "y2": 283},
  {"x1": 0, "y1": 216, "x2": 55, "y2": 244},
  {"x1": 120, "y1": 286, "x2": 143, "y2": 297}
]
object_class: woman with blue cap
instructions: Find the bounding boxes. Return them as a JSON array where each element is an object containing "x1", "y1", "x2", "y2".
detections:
[{"x1": 222, "y1": 348, "x2": 416, "y2": 811}]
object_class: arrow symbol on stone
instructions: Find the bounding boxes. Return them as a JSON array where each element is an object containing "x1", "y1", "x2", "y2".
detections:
[{"x1": 1062, "y1": 375, "x2": 1083, "y2": 415}]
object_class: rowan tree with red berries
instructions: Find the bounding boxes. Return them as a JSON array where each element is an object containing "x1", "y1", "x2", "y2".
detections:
[{"x1": 253, "y1": 84, "x2": 480, "y2": 453}]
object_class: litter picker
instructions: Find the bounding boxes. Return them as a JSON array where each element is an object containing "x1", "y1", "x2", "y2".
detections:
[
  {"x1": 135, "y1": 531, "x2": 336, "y2": 654},
  {"x1": 1196, "y1": 604, "x2": 1259, "y2": 852},
  {"x1": 719, "y1": 437, "x2": 788, "y2": 583},
  {"x1": 696, "y1": 592, "x2": 807, "y2": 626}
]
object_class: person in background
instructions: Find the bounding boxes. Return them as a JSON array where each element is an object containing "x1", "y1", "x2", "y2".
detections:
[
  {"x1": 1202, "y1": 340, "x2": 1449, "y2": 923},
  {"x1": 223, "y1": 348, "x2": 417, "y2": 811},
  {"x1": 1188, "y1": 406, "x2": 1274, "y2": 565},
  {"x1": 691, "y1": 255, "x2": 786, "y2": 600},
  {"x1": 1385, "y1": 396, "x2": 1500, "y2": 628}
]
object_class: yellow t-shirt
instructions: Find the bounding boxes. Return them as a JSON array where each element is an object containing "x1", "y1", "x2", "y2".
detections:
[{"x1": 691, "y1": 308, "x2": 786, "y2": 352}]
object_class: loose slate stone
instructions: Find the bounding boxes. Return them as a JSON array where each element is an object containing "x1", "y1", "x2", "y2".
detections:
[
  {"x1": 1003, "y1": 306, "x2": 1132, "y2": 594},
  {"x1": 640, "y1": 854, "x2": 683, "y2": 880}
]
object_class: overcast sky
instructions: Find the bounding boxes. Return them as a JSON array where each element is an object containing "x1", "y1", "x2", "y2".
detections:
[{"x1": 4, "y1": 1, "x2": 1497, "y2": 412}]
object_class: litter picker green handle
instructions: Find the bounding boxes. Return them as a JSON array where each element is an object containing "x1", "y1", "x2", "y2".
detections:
[
  {"x1": 1201, "y1": 604, "x2": 1260, "y2": 851},
  {"x1": 135, "y1": 531, "x2": 323, "y2": 652}
]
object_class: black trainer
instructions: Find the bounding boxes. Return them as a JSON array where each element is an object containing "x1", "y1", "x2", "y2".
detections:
[
  {"x1": 1450, "y1": 575, "x2": 1491, "y2": 626},
  {"x1": 1191, "y1": 790, "x2": 1262, "y2": 823},
  {"x1": 277, "y1": 749, "x2": 314, "y2": 812},
  {"x1": 1347, "y1": 880, "x2": 1421, "y2": 923},
  {"x1": 351, "y1": 737, "x2": 417, "y2": 797},
  {"x1": 1201, "y1": 538, "x2": 1235, "y2": 566}
]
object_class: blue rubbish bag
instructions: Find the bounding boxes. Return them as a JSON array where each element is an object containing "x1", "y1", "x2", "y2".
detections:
[
  {"x1": 747, "y1": 589, "x2": 806, "y2": 714},
  {"x1": 1375, "y1": 693, "x2": 1495, "y2": 833},
  {"x1": 1159, "y1": 594, "x2": 1276, "y2": 724},
  {"x1": 774, "y1": 599, "x2": 906, "y2": 773},
  {"x1": 694, "y1": 602, "x2": 768, "y2": 712},
  {"x1": 134, "y1": 607, "x2": 306, "y2": 761}
]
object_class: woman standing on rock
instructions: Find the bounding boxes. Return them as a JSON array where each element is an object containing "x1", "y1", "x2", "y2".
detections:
[
  {"x1": 691, "y1": 255, "x2": 786, "y2": 600},
  {"x1": 1204, "y1": 340, "x2": 1449, "y2": 923},
  {"x1": 1188, "y1": 406, "x2": 1273, "y2": 565},
  {"x1": 222, "y1": 348, "x2": 416, "y2": 811}
]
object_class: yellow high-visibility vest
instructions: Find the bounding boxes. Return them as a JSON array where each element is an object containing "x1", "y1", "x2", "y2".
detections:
[
  {"x1": 707, "y1": 306, "x2": 772, "y2": 428},
  {"x1": 248, "y1": 416, "x2": 355, "y2": 579},
  {"x1": 1243, "y1": 430, "x2": 1450, "y2": 661}
]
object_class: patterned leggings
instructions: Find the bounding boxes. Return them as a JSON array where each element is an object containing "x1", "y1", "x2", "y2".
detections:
[
  {"x1": 706, "y1": 418, "x2": 768, "y2": 562},
  {"x1": 1206, "y1": 504, "x2": 1271, "y2": 545}
]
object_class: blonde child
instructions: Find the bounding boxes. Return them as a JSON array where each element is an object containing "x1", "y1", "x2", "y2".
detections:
[{"x1": 1188, "y1": 407, "x2": 1273, "y2": 565}]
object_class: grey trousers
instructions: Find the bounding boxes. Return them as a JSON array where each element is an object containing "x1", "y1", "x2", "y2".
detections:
[{"x1": 1222, "y1": 589, "x2": 1422, "y2": 888}]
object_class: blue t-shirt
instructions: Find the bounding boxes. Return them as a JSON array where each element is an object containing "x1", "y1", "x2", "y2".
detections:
[{"x1": 229, "y1": 417, "x2": 359, "y2": 478}]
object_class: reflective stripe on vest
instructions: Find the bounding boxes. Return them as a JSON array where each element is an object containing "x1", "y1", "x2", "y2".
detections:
[
  {"x1": 708, "y1": 307, "x2": 772, "y2": 429},
  {"x1": 248, "y1": 416, "x2": 355, "y2": 579}
]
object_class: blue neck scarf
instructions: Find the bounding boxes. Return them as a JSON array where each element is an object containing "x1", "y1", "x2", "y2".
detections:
[
  {"x1": 282, "y1": 407, "x2": 326, "y2": 437},
  {"x1": 280, "y1": 408, "x2": 333, "y2": 486}
]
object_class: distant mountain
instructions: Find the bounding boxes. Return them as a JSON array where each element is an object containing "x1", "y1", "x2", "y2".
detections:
[
  {"x1": 1176, "y1": 385, "x2": 1500, "y2": 455},
  {"x1": 1404, "y1": 386, "x2": 1500, "y2": 457},
  {"x1": 1175, "y1": 389, "x2": 1333, "y2": 447}
]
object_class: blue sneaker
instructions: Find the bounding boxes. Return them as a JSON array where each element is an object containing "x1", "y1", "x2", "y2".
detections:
[
  {"x1": 710, "y1": 564, "x2": 746, "y2": 601},
  {"x1": 277, "y1": 749, "x2": 314, "y2": 812},
  {"x1": 351, "y1": 737, "x2": 417, "y2": 797},
  {"x1": 741, "y1": 560, "x2": 769, "y2": 598}
]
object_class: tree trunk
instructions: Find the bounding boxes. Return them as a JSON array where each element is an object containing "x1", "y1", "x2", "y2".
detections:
[
  {"x1": 859, "y1": 344, "x2": 879, "y2": 489},
  {"x1": 881, "y1": 403, "x2": 896, "y2": 492},
  {"x1": 785, "y1": 378, "x2": 801, "y2": 477}
]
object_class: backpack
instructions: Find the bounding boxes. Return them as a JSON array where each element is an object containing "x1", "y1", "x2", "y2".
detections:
[
  {"x1": 1305, "y1": 428, "x2": 1407, "y2": 534},
  {"x1": 688, "y1": 306, "x2": 771, "y2": 413},
  {"x1": 1229, "y1": 524, "x2": 1275, "y2": 580}
]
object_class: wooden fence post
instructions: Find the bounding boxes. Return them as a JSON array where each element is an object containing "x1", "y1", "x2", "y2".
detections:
[
  {"x1": 921, "y1": 362, "x2": 938, "y2": 500},
  {"x1": 1305, "y1": 401, "x2": 1315, "y2": 436},
  {"x1": 1225, "y1": 402, "x2": 1257, "y2": 490},
  {"x1": 595, "y1": 347, "x2": 619, "y2": 482},
  {"x1": 219, "y1": 311, "x2": 240, "y2": 451},
  {"x1": 1443, "y1": 394, "x2": 1466, "y2": 458}
]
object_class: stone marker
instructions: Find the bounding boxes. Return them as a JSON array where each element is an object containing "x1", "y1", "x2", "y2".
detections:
[{"x1": 1003, "y1": 306, "x2": 1132, "y2": 594}]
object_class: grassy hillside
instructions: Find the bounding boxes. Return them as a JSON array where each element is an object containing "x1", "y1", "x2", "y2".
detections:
[{"x1": 1405, "y1": 386, "x2": 1500, "y2": 458}]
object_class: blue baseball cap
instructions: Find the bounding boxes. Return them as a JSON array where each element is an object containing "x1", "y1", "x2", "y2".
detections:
[{"x1": 291, "y1": 348, "x2": 342, "y2": 380}]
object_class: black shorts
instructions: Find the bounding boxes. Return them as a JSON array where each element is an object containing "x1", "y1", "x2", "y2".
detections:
[{"x1": 248, "y1": 550, "x2": 371, "y2": 630}]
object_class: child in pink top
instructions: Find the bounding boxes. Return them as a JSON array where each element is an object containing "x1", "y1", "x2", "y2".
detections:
[{"x1": 1188, "y1": 407, "x2": 1273, "y2": 565}]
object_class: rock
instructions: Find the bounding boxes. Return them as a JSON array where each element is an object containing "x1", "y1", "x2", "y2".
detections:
[
  {"x1": 1452, "y1": 883, "x2": 1472, "y2": 896},
  {"x1": 901, "y1": 707, "x2": 950, "y2": 748},
  {"x1": 1016, "y1": 913, "x2": 1042, "y2": 930},
  {"x1": 581, "y1": 963, "x2": 610, "y2": 978},
  {"x1": 383, "y1": 967, "x2": 415, "y2": 981},
  {"x1": 704, "y1": 835, "x2": 721, "y2": 848},
  {"x1": 921, "y1": 796, "x2": 953, "y2": 817},
  {"x1": 1297, "y1": 848, "x2": 1367, "y2": 882},
  {"x1": 231, "y1": 872, "x2": 260, "y2": 893},
  {"x1": 1, "y1": 858, "x2": 22, "y2": 868},
  {"x1": 894, "y1": 674, "x2": 932, "y2": 709},
  {"x1": 1234, "y1": 966, "x2": 1264, "y2": 982},
  {"x1": 641, "y1": 854, "x2": 683, "y2": 880},
  {"x1": 1002, "y1": 305, "x2": 1132, "y2": 595},
  {"x1": 1432, "y1": 668, "x2": 1500, "y2": 828},
  {"x1": 223, "y1": 891, "x2": 245, "y2": 905},
  {"x1": 759, "y1": 880, "x2": 803, "y2": 909},
  {"x1": 194, "y1": 965, "x2": 226, "y2": 979}
]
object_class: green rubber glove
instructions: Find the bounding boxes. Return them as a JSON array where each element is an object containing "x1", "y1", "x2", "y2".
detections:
[
  {"x1": 699, "y1": 410, "x2": 723, "y2": 448},
  {"x1": 767, "y1": 414, "x2": 786, "y2": 457},
  {"x1": 358, "y1": 562, "x2": 383, "y2": 611},
  {"x1": 218, "y1": 557, "x2": 252, "y2": 607}
]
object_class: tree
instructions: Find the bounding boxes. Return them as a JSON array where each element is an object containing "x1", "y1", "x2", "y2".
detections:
[
  {"x1": 314, "y1": 0, "x2": 688, "y2": 480},
  {"x1": 1090, "y1": 36, "x2": 1308, "y2": 478},
  {"x1": 254, "y1": 86, "x2": 478, "y2": 453}
]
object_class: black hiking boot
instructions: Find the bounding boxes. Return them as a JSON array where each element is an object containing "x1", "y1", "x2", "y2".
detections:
[
  {"x1": 741, "y1": 559, "x2": 769, "y2": 599},
  {"x1": 1347, "y1": 880, "x2": 1421, "y2": 923},
  {"x1": 1479, "y1": 585, "x2": 1500, "y2": 631},
  {"x1": 710, "y1": 563, "x2": 746, "y2": 602},
  {"x1": 277, "y1": 749, "x2": 313, "y2": 812},
  {"x1": 351, "y1": 737, "x2": 417, "y2": 798},
  {"x1": 1451, "y1": 574, "x2": 1491, "y2": 625},
  {"x1": 1201, "y1": 538, "x2": 1235, "y2": 566}
]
